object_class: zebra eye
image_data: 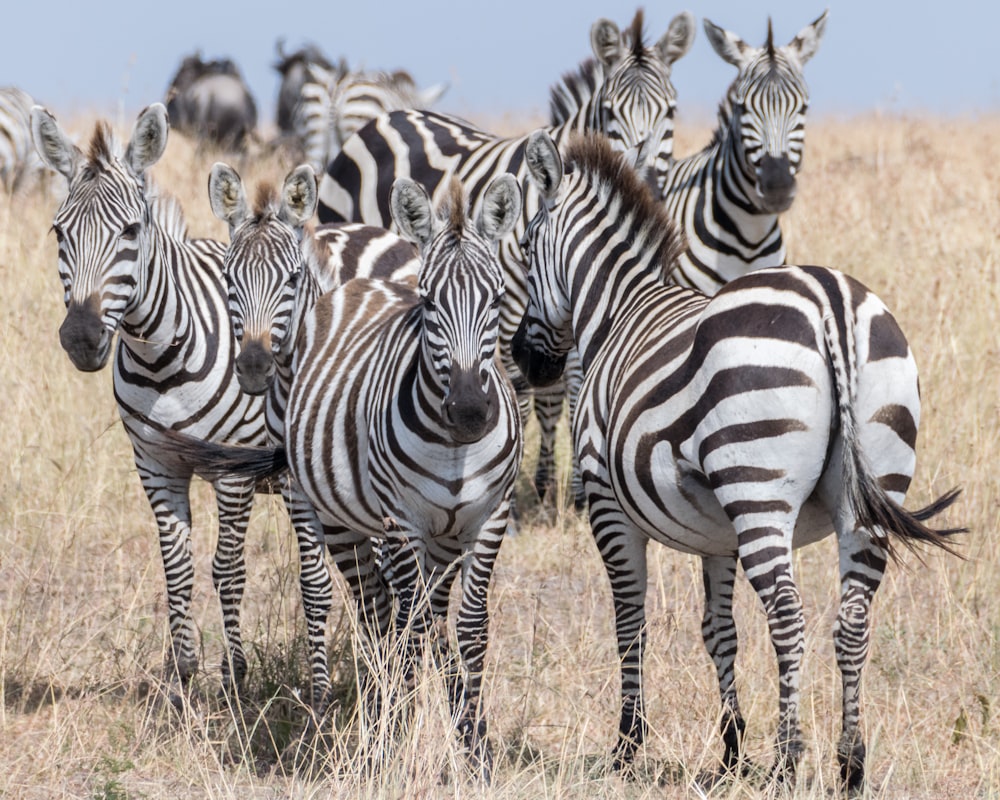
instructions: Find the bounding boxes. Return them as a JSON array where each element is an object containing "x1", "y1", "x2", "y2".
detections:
[
  {"x1": 50, "y1": 224, "x2": 64, "y2": 243},
  {"x1": 491, "y1": 292, "x2": 504, "y2": 310},
  {"x1": 121, "y1": 222, "x2": 141, "y2": 241}
]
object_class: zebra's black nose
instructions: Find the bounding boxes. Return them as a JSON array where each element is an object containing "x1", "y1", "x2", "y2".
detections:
[
  {"x1": 511, "y1": 316, "x2": 566, "y2": 388},
  {"x1": 443, "y1": 364, "x2": 498, "y2": 444},
  {"x1": 59, "y1": 299, "x2": 112, "y2": 372},
  {"x1": 234, "y1": 339, "x2": 276, "y2": 395},
  {"x1": 757, "y1": 154, "x2": 797, "y2": 213}
]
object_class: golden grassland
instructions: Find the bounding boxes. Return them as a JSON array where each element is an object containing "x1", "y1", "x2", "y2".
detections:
[{"x1": 0, "y1": 111, "x2": 997, "y2": 799}]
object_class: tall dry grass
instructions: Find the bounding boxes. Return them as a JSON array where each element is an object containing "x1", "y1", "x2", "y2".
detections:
[{"x1": 0, "y1": 110, "x2": 995, "y2": 799}]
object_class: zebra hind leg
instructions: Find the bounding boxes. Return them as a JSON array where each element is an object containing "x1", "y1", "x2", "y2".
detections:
[
  {"x1": 531, "y1": 380, "x2": 565, "y2": 503},
  {"x1": 212, "y1": 475, "x2": 256, "y2": 703},
  {"x1": 832, "y1": 527, "x2": 887, "y2": 795},
  {"x1": 700, "y1": 556, "x2": 749, "y2": 780}
]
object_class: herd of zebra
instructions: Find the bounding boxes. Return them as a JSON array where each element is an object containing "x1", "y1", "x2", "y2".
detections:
[{"x1": 9, "y1": 6, "x2": 965, "y2": 794}]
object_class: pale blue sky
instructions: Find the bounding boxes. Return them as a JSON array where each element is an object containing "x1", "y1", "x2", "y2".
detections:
[{"x1": 4, "y1": 1, "x2": 995, "y2": 126}]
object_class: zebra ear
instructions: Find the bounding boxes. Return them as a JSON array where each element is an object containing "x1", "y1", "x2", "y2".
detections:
[
  {"x1": 280, "y1": 164, "x2": 318, "y2": 227},
  {"x1": 786, "y1": 9, "x2": 828, "y2": 66},
  {"x1": 417, "y1": 82, "x2": 449, "y2": 107},
  {"x1": 525, "y1": 130, "x2": 563, "y2": 201},
  {"x1": 591, "y1": 18, "x2": 624, "y2": 67},
  {"x1": 656, "y1": 11, "x2": 696, "y2": 65},
  {"x1": 390, "y1": 177, "x2": 434, "y2": 247},
  {"x1": 478, "y1": 174, "x2": 521, "y2": 243},
  {"x1": 703, "y1": 18, "x2": 752, "y2": 68},
  {"x1": 207, "y1": 162, "x2": 249, "y2": 230},
  {"x1": 125, "y1": 103, "x2": 169, "y2": 175},
  {"x1": 30, "y1": 105, "x2": 80, "y2": 181}
]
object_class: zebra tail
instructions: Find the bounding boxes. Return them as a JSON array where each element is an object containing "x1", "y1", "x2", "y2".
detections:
[
  {"x1": 824, "y1": 315, "x2": 967, "y2": 565},
  {"x1": 131, "y1": 414, "x2": 288, "y2": 483}
]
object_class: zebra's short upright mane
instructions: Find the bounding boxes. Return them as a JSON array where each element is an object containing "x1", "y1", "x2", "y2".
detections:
[
  {"x1": 82, "y1": 121, "x2": 119, "y2": 179},
  {"x1": 563, "y1": 134, "x2": 683, "y2": 281},
  {"x1": 253, "y1": 182, "x2": 280, "y2": 218},
  {"x1": 442, "y1": 178, "x2": 467, "y2": 239},
  {"x1": 628, "y1": 9, "x2": 647, "y2": 60}
]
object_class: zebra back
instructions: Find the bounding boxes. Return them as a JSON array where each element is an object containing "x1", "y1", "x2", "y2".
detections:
[
  {"x1": 295, "y1": 63, "x2": 448, "y2": 174},
  {"x1": 662, "y1": 11, "x2": 828, "y2": 294}
]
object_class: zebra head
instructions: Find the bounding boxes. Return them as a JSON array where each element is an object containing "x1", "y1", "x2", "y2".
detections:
[
  {"x1": 512, "y1": 131, "x2": 575, "y2": 388},
  {"x1": 591, "y1": 10, "x2": 695, "y2": 161},
  {"x1": 31, "y1": 103, "x2": 169, "y2": 372},
  {"x1": 390, "y1": 175, "x2": 520, "y2": 444},
  {"x1": 208, "y1": 162, "x2": 317, "y2": 395},
  {"x1": 705, "y1": 10, "x2": 828, "y2": 214}
]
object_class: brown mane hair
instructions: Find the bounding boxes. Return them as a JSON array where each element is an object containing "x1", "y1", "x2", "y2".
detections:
[
  {"x1": 562, "y1": 133, "x2": 684, "y2": 279},
  {"x1": 253, "y1": 182, "x2": 279, "y2": 218},
  {"x1": 443, "y1": 177, "x2": 467, "y2": 238},
  {"x1": 629, "y1": 9, "x2": 646, "y2": 59}
]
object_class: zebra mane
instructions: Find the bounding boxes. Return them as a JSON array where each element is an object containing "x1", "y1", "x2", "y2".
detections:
[
  {"x1": 82, "y1": 121, "x2": 119, "y2": 179},
  {"x1": 628, "y1": 9, "x2": 646, "y2": 60},
  {"x1": 253, "y1": 182, "x2": 280, "y2": 218},
  {"x1": 441, "y1": 178, "x2": 468, "y2": 238},
  {"x1": 563, "y1": 133, "x2": 684, "y2": 281}
]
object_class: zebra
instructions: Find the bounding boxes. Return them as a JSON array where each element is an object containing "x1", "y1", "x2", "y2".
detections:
[
  {"x1": 512, "y1": 131, "x2": 962, "y2": 792},
  {"x1": 165, "y1": 53, "x2": 258, "y2": 151},
  {"x1": 0, "y1": 86, "x2": 47, "y2": 194},
  {"x1": 293, "y1": 62, "x2": 448, "y2": 174},
  {"x1": 272, "y1": 40, "x2": 341, "y2": 137},
  {"x1": 152, "y1": 173, "x2": 522, "y2": 779},
  {"x1": 317, "y1": 8, "x2": 695, "y2": 503},
  {"x1": 662, "y1": 11, "x2": 829, "y2": 295},
  {"x1": 29, "y1": 102, "x2": 272, "y2": 701},
  {"x1": 205, "y1": 160, "x2": 420, "y2": 713}
]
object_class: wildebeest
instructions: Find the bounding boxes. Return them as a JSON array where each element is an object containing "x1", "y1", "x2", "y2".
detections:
[{"x1": 165, "y1": 53, "x2": 258, "y2": 150}]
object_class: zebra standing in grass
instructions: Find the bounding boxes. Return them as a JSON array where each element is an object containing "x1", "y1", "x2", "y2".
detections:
[
  {"x1": 205, "y1": 160, "x2": 420, "y2": 714},
  {"x1": 0, "y1": 86, "x2": 46, "y2": 193},
  {"x1": 159, "y1": 174, "x2": 522, "y2": 780},
  {"x1": 318, "y1": 9, "x2": 695, "y2": 502},
  {"x1": 293, "y1": 63, "x2": 448, "y2": 174},
  {"x1": 662, "y1": 11, "x2": 828, "y2": 294},
  {"x1": 513, "y1": 131, "x2": 961, "y2": 792},
  {"x1": 29, "y1": 103, "x2": 270, "y2": 700}
]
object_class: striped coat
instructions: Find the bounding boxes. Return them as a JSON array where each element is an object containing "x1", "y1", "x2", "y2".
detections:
[{"x1": 513, "y1": 132, "x2": 961, "y2": 791}]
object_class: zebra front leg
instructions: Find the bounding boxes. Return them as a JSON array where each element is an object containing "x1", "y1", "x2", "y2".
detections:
[
  {"x1": 140, "y1": 474, "x2": 199, "y2": 694},
  {"x1": 285, "y1": 483, "x2": 336, "y2": 718},
  {"x1": 212, "y1": 474, "x2": 256, "y2": 701},
  {"x1": 595, "y1": 520, "x2": 649, "y2": 772},
  {"x1": 737, "y1": 529, "x2": 806, "y2": 786},
  {"x1": 833, "y1": 528, "x2": 887, "y2": 795},
  {"x1": 451, "y1": 504, "x2": 508, "y2": 784},
  {"x1": 701, "y1": 555, "x2": 747, "y2": 777},
  {"x1": 532, "y1": 379, "x2": 565, "y2": 503}
]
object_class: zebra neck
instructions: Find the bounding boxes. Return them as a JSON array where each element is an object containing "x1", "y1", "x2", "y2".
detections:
[
  {"x1": 569, "y1": 239, "x2": 666, "y2": 371},
  {"x1": 286, "y1": 265, "x2": 325, "y2": 370},
  {"x1": 117, "y1": 226, "x2": 220, "y2": 359}
]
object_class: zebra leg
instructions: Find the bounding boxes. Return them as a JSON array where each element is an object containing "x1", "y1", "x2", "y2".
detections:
[
  {"x1": 450, "y1": 501, "x2": 509, "y2": 784},
  {"x1": 736, "y1": 528, "x2": 805, "y2": 785},
  {"x1": 325, "y1": 528, "x2": 393, "y2": 722},
  {"x1": 563, "y1": 347, "x2": 586, "y2": 511},
  {"x1": 701, "y1": 555, "x2": 747, "y2": 776},
  {"x1": 281, "y1": 478, "x2": 336, "y2": 718},
  {"x1": 136, "y1": 469, "x2": 200, "y2": 692},
  {"x1": 211, "y1": 474, "x2": 256, "y2": 700},
  {"x1": 595, "y1": 519, "x2": 649, "y2": 772},
  {"x1": 832, "y1": 528, "x2": 887, "y2": 794},
  {"x1": 532, "y1": 379, "x2": 564, "y2": 503}
]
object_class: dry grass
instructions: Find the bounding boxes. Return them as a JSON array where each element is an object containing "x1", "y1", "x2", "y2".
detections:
[{"x1": 0, "y1": 110, "x2": 996, "y2": 799}]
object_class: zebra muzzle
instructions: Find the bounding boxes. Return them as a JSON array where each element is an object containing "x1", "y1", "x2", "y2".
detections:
[
  {"x1": 442, "y1": 365, "x2": 499, "y2": 444},
  {"x1": 756, "y1": 154, "x2": 797, "y2": 213},
  {"x1": 234, "y1": 339, "x2": 276, "y2": 395},
  {"x1": 59, "y1": 301, "x2": 112, "y2": 372},
  {"x1": 511, "y1": 317, "x2": 567, "y2": 388}
]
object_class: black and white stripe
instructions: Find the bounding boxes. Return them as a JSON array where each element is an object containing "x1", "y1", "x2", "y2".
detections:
[
  {"x1": 0, "y1": 86, "x2": 46, "y2": 193},
  {"x1": 159, "y1": 175, "x2": 522, "y2": 779},
  {"x1": 513, "y1": 132, "x2": 961, "y2": 792},
  {"x1": 206, "y1": 161, "x2": 420, "y2": 714},
  {"x1": 316, "y1": 9, "x2": 695, "y2": 502},
  {"x1": 662, "y1": 12, "x2": 828, "y2": 294},
  {"x1": 294, "y1": 63, "x2": 447, "y2": 174},
  {"x1": 30, "y1": 103, "x2": 267, "y2": 697}
]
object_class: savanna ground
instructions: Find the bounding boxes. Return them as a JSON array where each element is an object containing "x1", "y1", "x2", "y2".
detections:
[{"x1": 0, "y1": 110, "x2": 996, "y2": 799}]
